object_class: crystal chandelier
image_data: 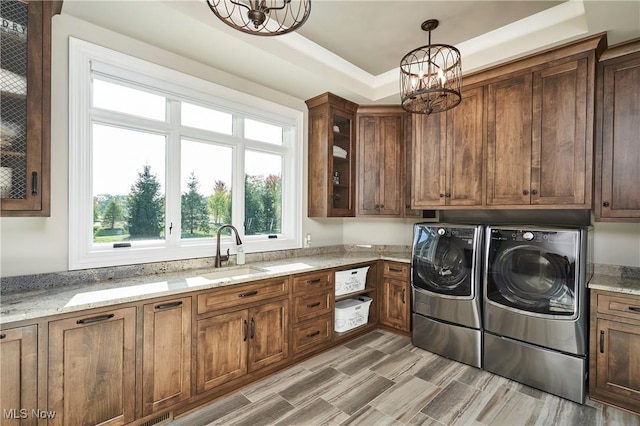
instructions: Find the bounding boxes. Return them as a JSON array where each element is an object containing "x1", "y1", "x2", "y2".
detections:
[
  {"x1": 400, "y1": 19, "x2": 462, "y2": 115},
  {"x1": 206, "y1": 0, "x2": 311, "y2": 36}
]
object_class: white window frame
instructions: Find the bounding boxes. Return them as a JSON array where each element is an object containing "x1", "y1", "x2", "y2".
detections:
[{"x1": 69, "y1": 37, "x2": 303, "y2": 270}]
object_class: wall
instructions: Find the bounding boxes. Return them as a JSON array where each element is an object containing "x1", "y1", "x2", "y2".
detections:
[{"x1": 1, "y1": 14, "x2": 639, "y2": 278}]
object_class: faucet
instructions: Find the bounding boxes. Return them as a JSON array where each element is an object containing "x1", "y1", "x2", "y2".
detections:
[{"x1": 215, "y1": 224, "x2": 243, "y2": 268}]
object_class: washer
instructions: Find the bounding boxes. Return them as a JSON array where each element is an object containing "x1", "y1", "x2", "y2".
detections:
[
  {"x1": 483, "y1": 225, "x2": 593, "y2": 404},
  {"x1": 411, "y1": 223, "x2": 484, "y2": 368}
]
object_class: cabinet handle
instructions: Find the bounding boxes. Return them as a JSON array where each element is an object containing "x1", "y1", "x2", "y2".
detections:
[
  {"x1": 306, "y1": 330, "x2": 320, "y2": 338},
  {"x1": 599, "y1": 330, "x2": 604, "y2": 353},
  {"x1": 523, "y1": 190, "x2": 529, "y2": 195},
  {"x1": 445, "y1": 193, "x2": 451, "y2": 198},
  {"x1": 0, "y1": 334, "x2": 5, "y2": 339},
  {"x1": 628, "y1": 306, "x2": 640, "y2": 313},
  {"x1": 380, "y1": 204, "x2": 384, "y2": 208},
  {"x1": 375, "y1": 204, "x2": 380, "y2": 209},
  {"x1": 531, "y1": 189, "x2": 538, "y2": 195},
  {"x1": 238, "y1": 290, "x2": 258, "y2": 298},
  {"x1": 76, "y1": 313, "x2": 115, "y2": 324},
  {"x1": 603, "y1": 201, "x2": 610, "y2": 208},
  {"x1": 243, "y1": 319, "x2": 248, "y2": 342},
  {"x1": 306, "y1": 278, "x2": 322, "y2": 285},
  {"x1": 154, "y1": 301, "x2": 182, "y2": 310},
  {"x1": 389, "y1": 267, "x2": 402, "y2": 273},
  {"x1": 250, "y1": 318, "x2": 255, "y2": 339},
  {"x1": 402, "y1": 288, "x2": 406, "y2": 304},
  {"x1": 31, "y1": 172, "x2": 38, "y2": 195},
  {"x1": 307, "y1": 302, "x2": 321, "y2": 308},
  {"x1": 439, "y1": 193, "x2": 445, "y2": 198}
]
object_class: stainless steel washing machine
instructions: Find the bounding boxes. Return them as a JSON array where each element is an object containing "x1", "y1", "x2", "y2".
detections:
[
  {"x1": 483, "y1": 225, "x2": 593, "y2": 404},
  {"x1": 411, "y1": 223, "x2": 484, "y2": 368}
]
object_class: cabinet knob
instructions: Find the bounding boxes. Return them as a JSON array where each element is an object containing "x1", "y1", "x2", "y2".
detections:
[
  {"x1": 374, "y1": 204, "x2": 380, "y2": 209},
  {"x1": 523, "y1": 190, "x2": 529, "y2": 195},
  {"x1": 531, "y1": 189, "x2": 538, "y2": 195},
  {"x1": 439, "y1": 193, "x2": 445, "y2": 198},
  {"x1": 603, "y1": 201, "x2": 610, "y2": 208},
  {"x1": 380, "y1": 204, "x2": 384, "y2": 208},
  {"x1": 445, "y1": 193, "x2": 451, "y2": 198}
]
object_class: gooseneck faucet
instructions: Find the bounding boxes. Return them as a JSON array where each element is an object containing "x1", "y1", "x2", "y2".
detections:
[{"x1": 215, "y1": 224, "x2": 243, "y2": 268}]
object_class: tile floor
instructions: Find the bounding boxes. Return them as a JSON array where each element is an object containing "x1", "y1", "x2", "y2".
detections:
[{"x1": 171, "y1": 329, "x2": 640, "y2": 426}]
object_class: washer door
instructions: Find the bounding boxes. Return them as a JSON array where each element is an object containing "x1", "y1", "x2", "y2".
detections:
[
  {"x1": 487, "y1": 244, "x2": 576, "y2": 315},
  {"x1": 412, "y1": 226, "x2": 475, "y2": 297}
]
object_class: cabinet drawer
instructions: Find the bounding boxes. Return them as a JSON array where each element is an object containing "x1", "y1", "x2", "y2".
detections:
[
  {"x1": 197, "y1": 277, "x2": 289, "y2": 315},
  {"x1": 293, "y1": 291, "x2": 332, "y2": 323},
  {"x1": 292, "y1": 270, "x2": 333, "y2": 293},
  {"x1": 293, "y1": 315, "x2": 332, "y2": 355},
  {"x1": 596, "y1": 292, "x2": 640, "y2": 322},
  {"x1": 383, "y1": 262, "x2": 409, "y2": 279}
]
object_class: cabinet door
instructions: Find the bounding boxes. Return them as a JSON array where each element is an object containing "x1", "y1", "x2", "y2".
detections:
[
  {"x1": 0, "y1": 325, "x2": 38, "y2": 426},
  {"x1": 248, "y1": 299, "x2": 289, "y2": 372},
  {"x1": 412, "y1": 112, "x2": 447, "y2": 207},
  {"x1": 196, "y1": 310, "x2": 248, "y2": 393},
  {"x1": 357, "y1": 115, "x2": 381, "y2": 215},
  {"x1": 307, "y1": 107, "x2": 331, "y2": 217},
  {"x1": 48, "y1": 307, "x2": 137, "y2": 426},
  {"x1": 486, "y1": 74, "x2": 533, "y2": 205},
  {"x1": 446, "y1": 86, "x2": 484, "y2": 206},
  {"x1": 0, "y1": 0, "x2": 52, "y2": 216},
  {"x1": 329, "y1": 109, "x2": 356, "y2": 217},
  {"x1": 598, "y1": 53, "x2": 640, "y2": 219},
  {"x1": 594, "y1": 318, "x2": 640, "y2": 408},
  {"x1": 142, "y1": 297, "x2": 191, "y2": 416},
  {"x1": 532, "y1": 59, "x2": 590, "y2": 206},
  {"x1": 380, "y1": 278, "x2": 410, "y2": 332}
]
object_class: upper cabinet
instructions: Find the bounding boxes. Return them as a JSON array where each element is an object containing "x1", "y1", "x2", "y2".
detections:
[
  {"x1": 306, "y1": 93, "x2": 357, "y2": 217},
  {"x1": 356, "y1": 106, "x2": 404, "y2": 216},
  {"x1": 0, "y1": 0, "x2": 60, "y2": 217},
  {"x1": 595, "y1": 40, "x2": 640, "y2": 221},
  {"x1": 486, "y1": 58, "x2": 592, "y2": 207},
  {"x1": 413, "y1": 86, "x2": 484, "y2": 208}
]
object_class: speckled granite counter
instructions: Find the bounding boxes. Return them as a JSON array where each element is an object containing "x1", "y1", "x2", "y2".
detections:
[
  {"x1": 0, "y1": 252, "x2": 410, "y2": 326},
  {"x1": 589, "y1": 274, "x2": 640, "y2": 296}
]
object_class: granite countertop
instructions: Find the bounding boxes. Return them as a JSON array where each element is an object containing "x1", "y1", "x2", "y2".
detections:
[
  {"x1": 589, "y1": 273, "x2": 640, "y2": 296},
  {"x1": 0, "y1": 253, "x2": 410, "y2": 326}
]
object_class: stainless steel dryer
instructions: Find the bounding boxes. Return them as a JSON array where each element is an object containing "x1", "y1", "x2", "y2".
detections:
[
  {"x1": 411, "y1": 223, "x2": 483, "y2": 368},
  {"x1": 483, "y1": 225, "x2": 593, "y2": 404}
]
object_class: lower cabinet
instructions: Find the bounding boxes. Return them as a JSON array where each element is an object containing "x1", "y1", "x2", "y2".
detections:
[
  {"x1": 196, "y1": 299, "x2": 289, "y2": 394},
  {"x1": 380, "y1": 262, "x2": 411, "y2": 332},
  {"x1": 590, "y1": 290, "x2": 640, "y2": 414},
  {"x1": 142, "y1": 297, "x2": 192, "y2": 416},
  {"x1": 48, "y1": 307, "x2": 137, "y2": 426},
  {"x1": 291, "y1": 270, "x2": 334, "y2": 357},
  {"x1": 0, "y1": 325, "x2": 38, "y2": 426}
]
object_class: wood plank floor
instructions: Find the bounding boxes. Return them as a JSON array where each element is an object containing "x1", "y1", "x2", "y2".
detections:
[{"x1": 171, "y1": 329, "x2": 640, "y2": 426}]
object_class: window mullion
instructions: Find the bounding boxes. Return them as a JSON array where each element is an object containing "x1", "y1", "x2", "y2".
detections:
[{"x1": 166, "y1": 99, "x2": 182, "y2": 245}]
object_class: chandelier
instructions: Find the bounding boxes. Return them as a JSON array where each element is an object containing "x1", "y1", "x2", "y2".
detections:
[
  {"x1": 206, "y1": 0, "x2": 311, "y2": 36},
  {"x1": 400, "y1": 19, "x2": 462, "y2": 115}
]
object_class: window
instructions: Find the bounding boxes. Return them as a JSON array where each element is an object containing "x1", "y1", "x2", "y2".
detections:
[{"x1": 69, "y1": 38, "x2": 303, "y2": 270}]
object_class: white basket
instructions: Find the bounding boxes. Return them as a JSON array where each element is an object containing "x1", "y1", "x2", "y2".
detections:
[
  {"x1": 334, "y1": 296, "x2": 372, "y2": 333},
  {"x1": 335, "y1": 266, "x2": 369, "y2": 296}
]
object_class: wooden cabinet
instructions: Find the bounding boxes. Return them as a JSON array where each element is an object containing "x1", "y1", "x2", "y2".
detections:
[
  {"x1": 595, "y1": 41, "x2": 640, "y2": 221},
  {"x1": 0, "y1": 0, "x2": 59, "y2": 216},
  {"x1": 142, "y1": 297, "x2": 192, "y2": 416},
  {"x1": 291, "y1": 270, "x2": 333, "y2": 356},
  {"x1": 334, "y1": 262, "x2": 379, "y2": 341},
  {"x1": 412, "y1": 86, "x2": 484, "y2": 208},
  {"x1": 356, "y1": 106, "x2": 404, "y2": 216},
  {"x1": 48, "y1": 307, "x2": 137, "y2": 426},
  {"x1": 0, "y1": 325, "x2": 38, "y2": 426},
  {"x1": 196, "y1": 283, "x2": 289, "y2": 394},
  {"x1": 486, "y1": 56, "x2": 594, "y2": 207},
  {"x1": 380, "y1": 262, "x2": 410, "y2": 332},
  {"x1": 590, "y1": 290, "x2": 640, "y2": 414},
  {"x1": 306, "y1": 93, "x2": 358, "y2": 217}
]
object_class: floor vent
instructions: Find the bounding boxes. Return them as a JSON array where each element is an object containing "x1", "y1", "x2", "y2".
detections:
[{"x1": 139, "y1": 412, "x2": 172, "y2": 426}]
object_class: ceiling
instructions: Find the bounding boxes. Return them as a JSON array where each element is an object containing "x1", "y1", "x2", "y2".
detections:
[{"x1": 62, "y1": 0, "x2": 640, "y2": 105}]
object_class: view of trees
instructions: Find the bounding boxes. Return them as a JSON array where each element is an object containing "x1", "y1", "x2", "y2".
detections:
[{"x1": 93, "y1": 164, "x2": 281, "y2": 243}]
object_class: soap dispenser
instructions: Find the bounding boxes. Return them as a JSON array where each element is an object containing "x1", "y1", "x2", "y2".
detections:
[{"x1": 236, "y1": 245, "x2": 245, "y2": 265}]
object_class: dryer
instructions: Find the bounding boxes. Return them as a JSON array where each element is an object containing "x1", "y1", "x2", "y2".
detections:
[
  {"x1": 483, "y1": 225, "x2": 593, "y2": 404},
  {"x1": 411, "y1": 223, "x2": 484, "y2": 368}
]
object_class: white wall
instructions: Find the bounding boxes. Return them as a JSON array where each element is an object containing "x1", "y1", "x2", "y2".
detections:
[{"x1": 0, "y1": 14, "x2": 638, "y2": 278}]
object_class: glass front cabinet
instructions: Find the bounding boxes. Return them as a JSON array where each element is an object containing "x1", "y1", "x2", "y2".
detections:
[{"x1": 0, "y1": 0, "x2": 59, "y2": 216}]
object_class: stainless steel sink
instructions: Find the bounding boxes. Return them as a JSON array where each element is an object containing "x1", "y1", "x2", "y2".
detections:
[{"x1": 199, "y1": 266, "x2": 266, "y2": 282}]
